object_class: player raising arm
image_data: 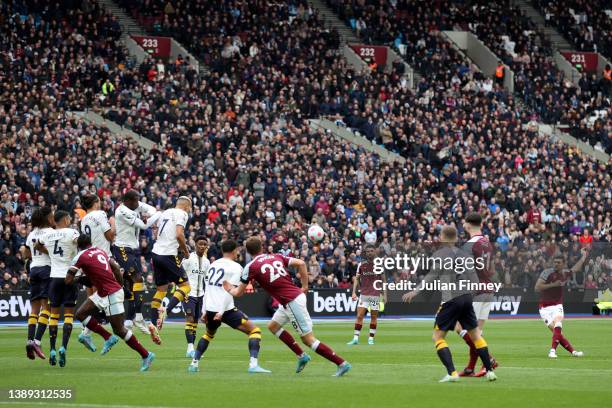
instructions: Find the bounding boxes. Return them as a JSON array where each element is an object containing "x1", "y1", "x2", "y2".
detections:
[
  {"x1": 149, "y1": 196, "x2": 192, "y2": 344},
  {"x1": 66, "y1": 234, "x2": 155, "y2": 371},
  {"x1": 535, "y1": 249, "x2": 588, "y2": 358},
  {"x1": 113, "y1": 190, "x2": 160, "y2": 334},
  {"x1": 224, "y1": 236, "x2": 351, "y2": 377}
]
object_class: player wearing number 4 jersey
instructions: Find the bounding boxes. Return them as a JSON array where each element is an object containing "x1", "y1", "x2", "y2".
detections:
[
  {"x1": 188, "y1": 240, "x2": 270, "y2": 374},
  {"x1": 67, "y1": 235, "x2": 154, "y2": 371},
  {"x1": 36, "y1": 210, "x2": 79, "y2": 368},
  {"x1": 224, "y1": 236, "x2": 351, "y2": 377}
]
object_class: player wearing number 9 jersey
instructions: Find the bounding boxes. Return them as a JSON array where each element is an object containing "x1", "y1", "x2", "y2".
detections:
[
  {"x1": 224, "y1": 236, "x2": 351, "y2": 377},
  {"x1": 80, "y1": 194, "x2": 114, "y2": 257},
  {"x1": 36, "y1": 210, "x2": 79, "y2": 367},
  {"x1": 188, "y1": 240, "x2": 270, "y2": 374}
]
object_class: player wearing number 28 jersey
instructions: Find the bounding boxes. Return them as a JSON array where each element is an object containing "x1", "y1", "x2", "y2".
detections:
[
  {"x1": 224, "y1": 236, "x2": 351, "y2": 377},
  {"x1": 188, "y1": 240, "x2": 270, "y2": 374}
]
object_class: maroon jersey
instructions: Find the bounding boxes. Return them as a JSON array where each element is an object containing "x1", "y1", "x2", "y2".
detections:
[
  {"x1": 242, "y1": 254, "x2": 303, "y2": 305},
  {"x1": 357, "y1": 261, "x2": 380, "y2": 296},
  {"x1": 538, "y1": 268, "x2": 569, "y2": 307},
  {"x1": 462, "y1": 235, "x2": 494, "y2": 293},
  {"x1": 72, "y1": 247, "x2": 122, "y2": 297}
]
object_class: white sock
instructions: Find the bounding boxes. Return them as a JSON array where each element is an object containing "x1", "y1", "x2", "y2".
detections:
[
  {"x1": 34, "y1": 339, "x2": 41, "y2": 345},
  {"x1": 135, "y1": 313, "x2": 143, "y2": 321},
  {"x1": 187, "y1": 343, "x2": 194, "y2": 352},
  {"x1": 82, "y1": 328, "x2": 90, "y2": 336},
  {"x1": 459, "y1": 329, "x2": 467, "y2": 338},
  {"x1": 249, "y1": 357, "x2": 258, "y2": 368},
  {"x1": 369, "y1": 329, "x2": 376, "y2": 337},
  {"x1": 191, "y1": 359, "x2": 199, "y2": 366},
  {"x1": 353, "y1": 332, "x2": 359, "y2": 340},
  {"x1": 125, "y1": 320, "x2": 134, "y2": 328}
]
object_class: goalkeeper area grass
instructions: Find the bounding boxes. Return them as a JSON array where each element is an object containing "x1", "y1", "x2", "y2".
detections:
[{"x1": 0, "y1": 318, "x2": 610, "y2": 408}]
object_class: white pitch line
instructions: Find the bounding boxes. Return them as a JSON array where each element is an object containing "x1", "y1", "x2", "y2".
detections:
[{"x1": 0, "y1": 402, "x2": 186, "y2": 408}]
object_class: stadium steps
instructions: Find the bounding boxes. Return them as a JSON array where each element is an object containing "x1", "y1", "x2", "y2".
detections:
[
  {"x1": 309, "y1": 119, "x2": 405, "y2": 164},
  {"x1": 513, "y1": 0, "x2": 573, "y2": 51},
  {"x1": 73, "y1": 111, "x2": 156, "y2": 152},
  {"x1": 310, "y1": 0, "x2": 360, "y2": 44}
]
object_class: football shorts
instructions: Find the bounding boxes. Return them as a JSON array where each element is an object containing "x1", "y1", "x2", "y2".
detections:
[
  {"x1": 272, "y1": 293, "x2": 313, "y2": 336},
  {"x1": 539, "y1": 304, "x2": 564, "y2": 326},
  {"x1": 434, "y1": 294, "x2": 478, "y2": 332},
  {"x1": 29, "y1": 266, "x2": 51, "y2": 301},
  {"x1": 90, "y1": 289, "x2": 125, "y2": 316},
  {"x1": 152, "y1": 254, "x2": 188, "y2": 286}
]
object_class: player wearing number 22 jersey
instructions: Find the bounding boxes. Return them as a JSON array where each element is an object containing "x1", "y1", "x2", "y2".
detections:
[
  {"x1": 188, "y1": 239, "x2": 270, "y2": 374},
  {"x1": 224, "y1": 236, "x2": 351, "y2": 377}
]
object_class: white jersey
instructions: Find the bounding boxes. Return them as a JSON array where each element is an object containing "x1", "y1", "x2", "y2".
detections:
[
  {"x1": 152, "y1": 208, "x2": 188, "y2": 256},
  {"x1": 114, "y1": 202, "x2": 159, "y2": 249},
  {"x1": 40, "y1": 228, "x2": 79, "y2": 278},
  {"x1": 204, "y1": 258, "x2": 243, "y2": 313},
  {"x1": 26, "y1": 227, "x2": 53, "y2": 268},
  {"x1": 81, "y1": 210, "x2": 112, "y2": 256},
  {"x1": 182, "y1": 253, "x2": 210, "y2": 298}
]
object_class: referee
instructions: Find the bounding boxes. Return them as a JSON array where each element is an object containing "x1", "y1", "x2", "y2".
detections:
[{"x1": 403, "y1": 225, "x2": 498, "y2": 382}]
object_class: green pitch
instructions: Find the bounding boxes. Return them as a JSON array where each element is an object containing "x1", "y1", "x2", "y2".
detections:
[{"x1": 1, "y1": 319, "x2": 611, "y2": 408}]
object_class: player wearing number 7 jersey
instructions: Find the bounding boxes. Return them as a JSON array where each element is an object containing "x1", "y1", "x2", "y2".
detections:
[
  {"x1": 224, "y1": 236, "x2": 351, "y2": 377},
  {"x1": 188, "y1": 240, "x2": 270, "y2": 374}
]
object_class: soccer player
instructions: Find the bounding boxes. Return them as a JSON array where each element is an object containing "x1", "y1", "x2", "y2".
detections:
[
  {"x1": 22, "y1": 207, "x2": 54, "y2": 360},
  {"x1": 182, "y1": 235, "x2": 210, "y2": 358},
  {"x1": 403, "y1": 226, "x2": 497, "y2": 382},
  {"x1": 456, "y1": 212, "x2": 498, "y2": 377},
  {"x1": 113, "y1": 190, "x2": 160, "y2": 334},
  {"x1": 36, "y1": 210, "x2": 79, "y2": 367},
  {"x1": 67, "y1": 234, "x2": 155, "y2": 371},
  {"x1": 79, "y1": 194, "x2": 115, "y2": 352},
  {"x1": 149, "y1": 196, "x2": 193, "y2": 344},
  {"x1": 188, "y1": 239, "x2": 270, "y2": 374},
  {"x1": 224, "y1": 236, "x2": 352, "y2": 377},
  {"x1": 347, "y1": 244, "x2": 386, "y2": 345},
  {"x1": 535, "y1": 250, "x2": 587, "y2": 358}
]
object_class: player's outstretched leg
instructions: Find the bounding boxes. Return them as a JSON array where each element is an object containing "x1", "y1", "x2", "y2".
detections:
[
  {"x1": 242, "y1": 324, "x2": 271, "y2": 374},
  {"x1": 25, "y1": 303, "x2": 40, "y2": 359},
  {"x1": 434, "y1": 334, "x2": 459, "y2": 383},
  {"x1": 268, "y1": 321, "x2": 310, "y2": 373},
  {"x1": 108, "y1": 314, "x2": 153, "y2": 371},
  {"x1": 188, "y1": 329, "x2": 216, "y2": 372},
  {"x1": 185, "y1": 320, "x2": 197, "y2": 358},
  {"x1": 48, "y1": 310, "x2": 60, "y2": 366},
  {"x1": 148, "y1": 287, "x2": 166, "y2": 344},
  {"x1": 549, "y1": 320, "x2": 582, "y2": 358},
  {"x1": 159, "y1": 281, "x2": 191, "y2": 331},
  {"x1": 348, "y1": 307, "x2": 366, "y2": 345},
  {"x1": 456, "y1": 326, "x2": 478, "y2": 376},
  {"x1": 58, "y1": 309, "x2": 74, "y2": 367},
  {"x1": 302, "y1": 333, "x2": 351, "y2": 377},
  {"x1": 132, "y1": 280, "x2": 149, "y2": 334},
  {"x1": 466, "y1": 328, "x2": 497, "y2": 382}
]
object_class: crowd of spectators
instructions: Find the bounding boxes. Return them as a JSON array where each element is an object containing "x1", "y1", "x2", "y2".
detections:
[
  {"x1": 534, "y1": 0, "x2": 612, "y2": 58},
  {"x1": 326, "y1": 0, "x2": 611, "y2": 154},
  {"x1": 0, "y1": 0, "x2": 610, "y2": 296}
]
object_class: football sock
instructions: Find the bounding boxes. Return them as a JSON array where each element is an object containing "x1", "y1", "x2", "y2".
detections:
[
  {"x1": 83, "y1": 316, "x2": 111, "y2": 341},
  {"x1": 248, "y1": 328, "x2": 262, "y2": 364},
  {"x1": 185, "y1": 322, "x2": 197, "y2": 344},
  {"x1": 27, "y1": 313, "x2": 38, "y2": 341},
  {"x1": 126, "y1": 299, "x2": 136, "y2": 321},
  {"x1": 49, "y1": 313, "x2": 59, "y2": 350},
  {"x1": 274, "y1": 328, "x2": 304, "y2": 357},
  {"x1": 435, "y1": 339, "x2": 457, "y2": 375},
  {"x1": 459, "y1": 330, "x2": 478, "y2": 370},
  {"x1": 353, "y1": 323, "x2": 362, "y2": 340},
  {"x1": 133, "y1": 282, "x2": 144, "y2": 315},
  {"x1": 311, "y1": 340, "x2": 345, "y2": 366},
  {"x1": 35, "y1": 310, "x2": 49, "y2": 343},
  {"x1": 194, "y1": 331, "x2": 215, "y2": 361},
  {"x1": 150, "y1": 290, "x2": 165, "y2": 326},
  {"x1": 369, "y1": 322, "x2": 377, "y2": 338},
  {"x1": 123, "y1": 330, "x2": 149, "y2": 358},
  {"x1": 473, "y1": 337, "x2": 493, "y2": 371},
  {"x1": 167, "y1": 283, "x2": 190, "y2": 311},
  {"x1": 62, "y1": 313, "x2": 73, "y2": 349},
  {"x1": 552, "y1": 323, "x2": 574, "y2": 353}
]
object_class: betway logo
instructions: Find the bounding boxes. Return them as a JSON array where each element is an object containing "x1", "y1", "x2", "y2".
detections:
[
  {"x1": 0, "y1": 296, "x2": 31, "y2": 318},
  {"x1": 313, "y1": 292, "x2": 358, "y2": 313},
  {"x1": 490, "y1": 296, "x2": 521, "y2": 315}
]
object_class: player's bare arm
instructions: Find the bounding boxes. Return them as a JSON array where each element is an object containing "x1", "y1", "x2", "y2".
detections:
[
  {"x1": 65, "y1": 267, "x2": 78, "y2": 286},
  {"x1": 534, "y1": 278, "x2": 564, "y2": 292},
  {"x1": 351, "y1": 272, "x2": 360, "y2": 300},
  {"x1": 570, "y1": 248, "x2": 589, "y2": 273},
  {"x1": 223, "y1": 280, "x2": 247, "y2": 297},
  {"x1": 34, "y1": 241, "x2": 48, "y2": 254},
  {"x1": 109, "y1": 258, "x2": 123, "y2": 285},
  {"x1": 289, "y1": 258, "x2": 309, "y2": 294},
  {"x1": 176, "y1": 225, "x2": 189, "y2": 258}
]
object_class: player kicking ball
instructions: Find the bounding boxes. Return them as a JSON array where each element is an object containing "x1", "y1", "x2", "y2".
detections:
[
  {"x1": 403, "y1": 226, "x2": 496, "y2": 383},
  {"x1": 188, "y1": 239, "x2": 270, "y2": 374},
  {"x1": 223, "y1": 236, "x2": 351, "y2": 377},
  {"x1": 535, "y1": 250, "x2": 587, "y2": 359},
  {"x1": 67, "y1": 235, "x2": 155, "y2": 372}
]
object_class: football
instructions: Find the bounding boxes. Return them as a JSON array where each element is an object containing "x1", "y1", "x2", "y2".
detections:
[{"x1": 307, "y1": 224, "x2": 325, "y2": 243}]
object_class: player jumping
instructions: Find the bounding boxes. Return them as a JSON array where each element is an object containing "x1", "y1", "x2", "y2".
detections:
[
  {"x1": 224, "y1": 236, "x2": 351, "y2": 377},
  {"x1": 457, "y1": 212, "x2": 498, "y2": 377},
  {"x1": 535, "y1": 250, "x2": 587, "y2": 358},
  {"x1": 404, "y1": 226, "x2": 497, "y2": 382},
  {"x1": 188, "y1": 239, "x2": 270, "y2": 374},
  {"x1": 149, "y1": 196, "x2": 193, "y2": 344},
  {"x1": 67, "y1": 234, "x2": 155, "y2": 371},
  {"x1": 182, "y1": 236, "x2": 209, "y2": 358},
  {"x1": 22, "y1": 207, "x2": 55, "y2": 360},
  {"x1": 347, "y1": 244, "x2": 386, "y2": 345}
]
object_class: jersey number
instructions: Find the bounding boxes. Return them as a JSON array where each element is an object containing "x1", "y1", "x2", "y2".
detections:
[
  {"x1": 53, "y1": 241, "x2": 64, "y2": 257},
  {"x1": 207, "y1": 267, "x2": 225, "y2": 287},
  {"x1": 31, "y1": 239, "x2": 40, "y2": 256},
  {"x1": 97, "y1": 254, "x2": 109, "y2": 271},
  {"x1": 261, "y1": 261, "x2": 287, "y2": 283},
  {"x1": 159, "y1": 219, "x2": 169, "y2": 234},
  {"x1": 84, "y1": 225, "x2": 92, "y2": 236}
]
